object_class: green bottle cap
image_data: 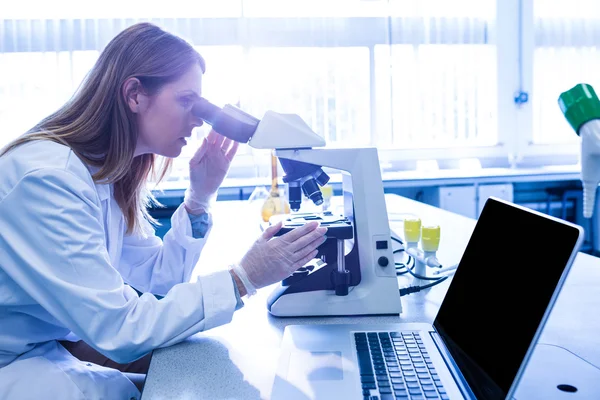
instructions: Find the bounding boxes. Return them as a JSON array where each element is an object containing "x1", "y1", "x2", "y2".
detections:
[{"x1": 558, "y1": 83, "x2": 600, "y2": 135}]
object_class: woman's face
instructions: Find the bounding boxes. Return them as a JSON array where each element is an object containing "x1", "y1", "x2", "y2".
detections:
[{"x1": 133, "y1": 63, "x2": 204, "y2": 158}]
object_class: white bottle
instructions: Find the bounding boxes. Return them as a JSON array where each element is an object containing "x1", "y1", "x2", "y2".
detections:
[
  {"x1": 580, "y1": 119, "x2": 600, "y2": 218},
  {"x1": 558, "y1": 83, "x2": 600, "y2": 218}
]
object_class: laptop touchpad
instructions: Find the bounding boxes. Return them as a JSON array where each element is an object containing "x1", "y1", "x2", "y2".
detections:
[{"x1": 288, "y1": 351, "x2": 344, "y2": 381}]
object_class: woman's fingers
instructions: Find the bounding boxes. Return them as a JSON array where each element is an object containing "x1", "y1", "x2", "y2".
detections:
[
  {"x1": 288, "y1": 226, "x2": 328, "y2": 253},
  {"x1": 222, "y1": 137, "x2": 233, "y2": 152},
  {"x1": 205, "y1": 130, "x2": 238, "y2": 161},
  {"x1": 280, "y1": 221, "x2": 319, "y2": 243},
  {"x1": 190, "y1": 138, "x2": 209, "y2": 165},
  {"x1": 291, "y1": 250, "x2": 319, "y2": 271},
  {"x1": 209, "y1": 129, "x2": 225, "y2": 147},
  {"x1": 226, "y1": 141, "x2": 239, "y2": 161},
  {"x1": 260, "y1": 221, "x2": 283, "y2": 243},
  {"x1": 206, "y1": 129, "x2": 219, "y2": 144},
  {"x1": 292, "y1": 235, "x2": 327, "y2": 261}
]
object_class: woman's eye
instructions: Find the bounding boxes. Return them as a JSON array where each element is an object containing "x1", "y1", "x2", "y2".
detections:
[{"x1": 180, "y1": 98, "x2": 192, "y2": 108}]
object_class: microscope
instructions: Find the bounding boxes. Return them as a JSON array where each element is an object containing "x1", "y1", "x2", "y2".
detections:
[{"x1": 193, "y1": 99, "x2": 402, "y2": 317}]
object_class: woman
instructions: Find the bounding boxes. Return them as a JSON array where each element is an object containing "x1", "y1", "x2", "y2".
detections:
[{"x1": 0, "y1": 22, "x2": 327, "y2": 399}]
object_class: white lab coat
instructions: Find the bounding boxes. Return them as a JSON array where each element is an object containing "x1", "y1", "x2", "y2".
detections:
[{"x1": 0, "y1": 140, "x2": 238, "y2": 399}]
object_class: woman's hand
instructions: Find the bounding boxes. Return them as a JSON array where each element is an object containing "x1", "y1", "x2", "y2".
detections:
[
  {"x1": 230, "y1": 221, "x2": 328, "y2": 296},
  {"x1": 184, "y1": 129, "x2": 239, "y2": 214}
]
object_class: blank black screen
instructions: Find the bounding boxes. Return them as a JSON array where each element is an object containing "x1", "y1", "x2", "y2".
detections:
[{"x1": 433, "y1": 198, "x2": 581, "y2": 400}]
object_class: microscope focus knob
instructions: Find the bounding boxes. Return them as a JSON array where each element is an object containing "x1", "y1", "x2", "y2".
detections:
[{"x1": 378, "y1": 256, "x2": 389, "y2": 267}]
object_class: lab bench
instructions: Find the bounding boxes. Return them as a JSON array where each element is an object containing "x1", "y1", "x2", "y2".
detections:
[{"x1": 141, "y1": 194, "x2": 600, "y2": 400}]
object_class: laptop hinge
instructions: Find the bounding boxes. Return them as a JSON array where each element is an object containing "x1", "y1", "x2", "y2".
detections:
[{"x1": 430, "y1": 331, "x2": 477, "y2": 400}]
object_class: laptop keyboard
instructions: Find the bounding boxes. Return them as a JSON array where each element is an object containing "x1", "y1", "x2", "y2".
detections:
[{"x1": 354, "y1": 331, "x2": 449, "y2": 400}]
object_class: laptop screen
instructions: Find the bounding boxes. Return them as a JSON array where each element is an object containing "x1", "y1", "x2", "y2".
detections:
[{"x1": 433, "y1": 197, "x2": 582, "y2": 400}]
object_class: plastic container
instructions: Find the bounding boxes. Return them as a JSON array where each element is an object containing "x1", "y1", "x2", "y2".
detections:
[{"x1": 558, "y1": 83, "x2": 600, "y2": 218}]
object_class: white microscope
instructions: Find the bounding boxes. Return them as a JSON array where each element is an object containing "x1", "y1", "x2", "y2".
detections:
[{"x1": 192, "y1": 99, "x2": 402, "y2": 317}]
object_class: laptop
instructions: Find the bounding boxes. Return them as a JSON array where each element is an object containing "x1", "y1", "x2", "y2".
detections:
[{"x1": 271, "y1": 197, "x2": 584, "y2": 400}]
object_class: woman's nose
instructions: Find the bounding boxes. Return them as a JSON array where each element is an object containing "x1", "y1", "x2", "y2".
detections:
[{"x1": 190, "y1": 114, "x2": 204, "y2": 129}]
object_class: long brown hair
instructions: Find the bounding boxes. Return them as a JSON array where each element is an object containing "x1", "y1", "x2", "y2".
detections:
[{"x1": 0, "y1": 22, "x2": 205, "y2": 233}]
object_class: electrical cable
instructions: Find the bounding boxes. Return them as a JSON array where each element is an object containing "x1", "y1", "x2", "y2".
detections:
[
  {"x1": 395, "y1": 259, "x2": 413, "y2": 276},
  {"x1": 387, "y1": 218, "x2": 452, "y2": 296},
  {"x1": 387, "y1": 221, "x2": 449, "y2": 295},
  {"x1": 399, "y1": 275, "x2": 449, "y2": 297},
  {"x1": 391, "y1": 235, "x2": 414, "y2": 274},
  {"x1": 395, "y1": 254, "x2": 413, "y2": 274},
  {"x1": 390, "y1": 236, "x2": 404, "y2": 245}
]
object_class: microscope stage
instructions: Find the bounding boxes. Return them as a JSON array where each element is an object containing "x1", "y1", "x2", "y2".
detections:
[{"x1": 272, "y1": 212, "x2": 353, "y2": 239}]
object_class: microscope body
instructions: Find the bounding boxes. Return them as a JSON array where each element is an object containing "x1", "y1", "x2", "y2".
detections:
[
  {"x1": 266, "y1": 147, "x2": 402, "y2": 317},
  {"x1": 192, "y1": 99, "x2": 402, "y2": 316}
]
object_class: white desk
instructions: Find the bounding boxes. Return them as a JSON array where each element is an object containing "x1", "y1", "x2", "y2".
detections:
[{"x1": 141, "y1": 194, "x2": 600, "y2": 399}]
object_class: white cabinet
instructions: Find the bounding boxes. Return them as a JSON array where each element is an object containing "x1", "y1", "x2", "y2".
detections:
[
  {"x1": 477, "y1": 184, "x2": 514, "y2": 217},
  {"x1": 438, "y1": 186, "x2": 477, "y2": 219},
  {"x1": 425, "y1": 183, "x2": 514, "y2": 219}
]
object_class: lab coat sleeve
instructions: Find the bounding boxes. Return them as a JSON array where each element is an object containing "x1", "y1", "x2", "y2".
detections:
[
  {"x1": 0, "y1": 168, "x2": 237, "y2": 363},
  {"x1": 119, "y1": 202, "x2": 212, "y2": 296}
]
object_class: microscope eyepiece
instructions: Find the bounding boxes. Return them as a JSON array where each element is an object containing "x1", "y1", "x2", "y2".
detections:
[
  {"x1": 191, "y1": 98, "x2": 222, "y2": 126},
  {"x1": 191, "y1": 98, "x2": 260, "y2": 143}
]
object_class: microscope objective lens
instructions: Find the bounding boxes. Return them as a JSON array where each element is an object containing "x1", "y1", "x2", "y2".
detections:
[
  {"x1": 288, "y1": 183, "x2": 302, "y2": 212},
  {"x1": 301, "y1": 178, "x2": 324, "y2": 207},
  {"x1": 312, "y1": 195, "x2": 324, "y2": 206},
  {"x1": 315, "y1": 169, "x2": 330, "y2": 186}
]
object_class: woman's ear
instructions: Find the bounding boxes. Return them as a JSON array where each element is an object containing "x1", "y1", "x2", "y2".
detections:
[{"x1": 123, "y1": 77, "x2": 144, "y2": 113}]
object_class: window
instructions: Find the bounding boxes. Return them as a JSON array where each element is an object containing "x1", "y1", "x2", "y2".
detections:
[
  {"x1": 376, "y1": 43, "x2": 497, "y2": 149},
  {"x1": 533, "y1": 0, "x2": 600, "y2": 145},
  {"x1": 0, "y1": 0, "x2": 584, "y2": 187},
  {"x1": 243, "y1": 47, "x2": 371, "y2": 146},
  {"x1": 0, "y1": 50, "x2": 98, "y2": 144}
]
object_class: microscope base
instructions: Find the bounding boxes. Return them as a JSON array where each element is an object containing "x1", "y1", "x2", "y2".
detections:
[{"x1": 268, "y1": 281, "x2": 402, "y2": 317}]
